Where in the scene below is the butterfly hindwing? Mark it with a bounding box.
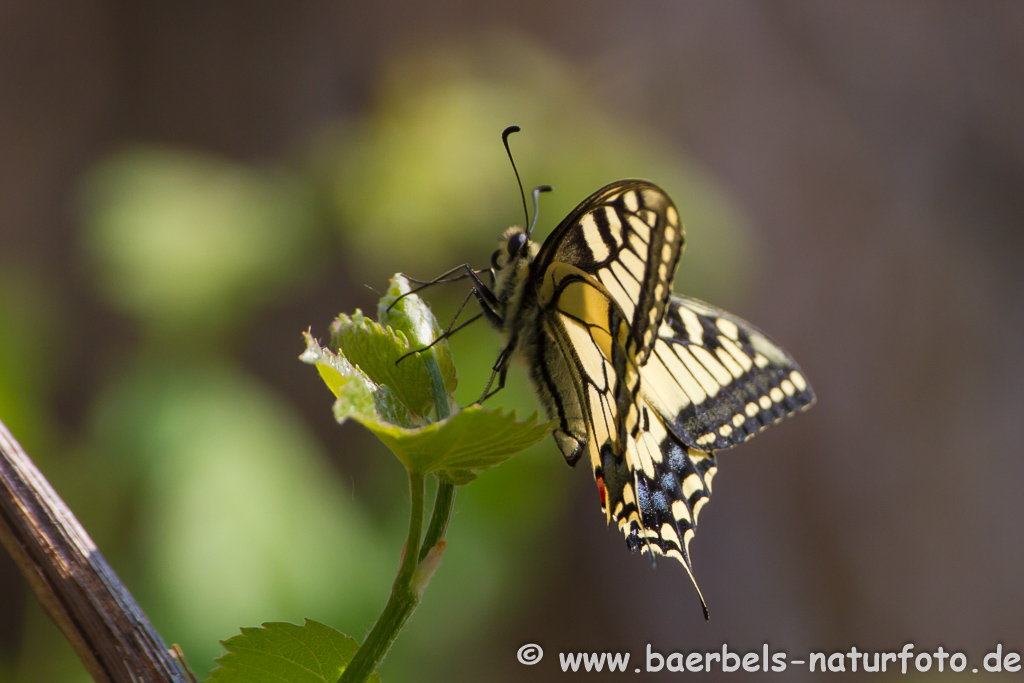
[534,275,621,469]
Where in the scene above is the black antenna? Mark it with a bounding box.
[502,126,529,227]
[528,185,553,237]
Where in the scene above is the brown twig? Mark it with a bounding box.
[0,417,192,683]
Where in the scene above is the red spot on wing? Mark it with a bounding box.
[596,475,607,510]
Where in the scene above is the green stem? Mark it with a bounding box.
[338,349,458,683]
[419,347,457,562]
[338,471,425,683]
[419,480,455,562]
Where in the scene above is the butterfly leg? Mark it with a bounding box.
[474,336,516,404]
[389,264,492,312]
[395,287,484,364]
[395,312,484,364]
[463,267,504,327]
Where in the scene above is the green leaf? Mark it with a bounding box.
[329,309,441,419]
[301,332,415,429]
[303,273,548,480]
[302,333,550,480]
[377,275,457,399]
[364,406,551,482]
[209,620,380,683]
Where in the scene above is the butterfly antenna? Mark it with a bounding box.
[528,185,553,238]
[502,126,529,227]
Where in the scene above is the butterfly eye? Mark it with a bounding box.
[490,249,503,269]
[507,232,528,258]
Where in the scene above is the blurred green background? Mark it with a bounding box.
[2,3,1024,682]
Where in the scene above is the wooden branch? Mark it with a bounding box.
[0,418,192,683]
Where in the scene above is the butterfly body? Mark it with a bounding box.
[480,180,814,616]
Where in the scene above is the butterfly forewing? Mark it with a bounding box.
[536,181,684,364]
[646,296,816,451]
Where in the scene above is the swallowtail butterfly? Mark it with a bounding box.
[449,133,814,617]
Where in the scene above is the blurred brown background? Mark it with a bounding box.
[2,2,1023,681]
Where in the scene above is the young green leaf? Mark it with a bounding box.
[364,406,551,482]
[209,620,380,683]
[303,270,551,483]
[377,274,457,398]
[303,333,549,481]
[329,310,438,420]
[300,332,414,429]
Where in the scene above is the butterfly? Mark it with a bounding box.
[450,138,815,618]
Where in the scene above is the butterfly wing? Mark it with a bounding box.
[534,180,684,364]
[617,296,815,613]
[642,296,816,451]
